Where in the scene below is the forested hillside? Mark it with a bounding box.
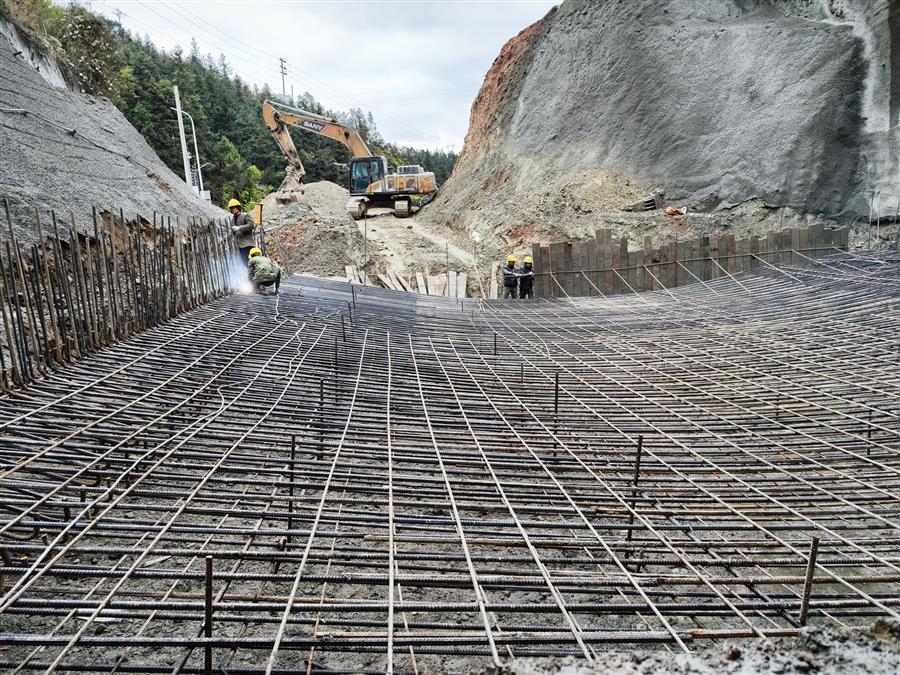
[2,0,458,207]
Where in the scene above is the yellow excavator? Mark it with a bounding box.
[262,99,437,219]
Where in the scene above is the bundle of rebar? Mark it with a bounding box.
[0,200,241,389]
[0,249,897,673]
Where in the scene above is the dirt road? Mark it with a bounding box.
[356,209,475,274]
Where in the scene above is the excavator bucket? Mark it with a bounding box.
[275,167,304,204]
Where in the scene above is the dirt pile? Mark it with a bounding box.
[423,0,896,246]
[0,17,224,243]
[487,621,900,674]
[261,181,366,277]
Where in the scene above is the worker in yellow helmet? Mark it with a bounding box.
[519,255,535,299]
[228,198,255,265]
[501,254,518,299]
[247,247,282,295]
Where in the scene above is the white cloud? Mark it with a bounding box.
[94,0,558,150]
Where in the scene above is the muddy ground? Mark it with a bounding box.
[487,621,900,674]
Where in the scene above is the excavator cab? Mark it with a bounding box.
[349,156,388,195]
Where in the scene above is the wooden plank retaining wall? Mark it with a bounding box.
[531,225,850,298]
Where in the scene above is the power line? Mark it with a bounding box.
[111,2,444,145]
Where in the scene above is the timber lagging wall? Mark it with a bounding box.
[531,225,850,298]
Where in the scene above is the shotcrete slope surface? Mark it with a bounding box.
[0,18,224,242]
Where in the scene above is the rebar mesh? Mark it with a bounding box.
[0,251,898,673]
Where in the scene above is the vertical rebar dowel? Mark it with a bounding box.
[341,314,347,342]
[5,200,42,373]
[27,246,51,369]
[83,235,101,348]
[4,242,32,382]
[33,209,61,363]
[866,409,873,456]
[0,251,22,386]
[51,211,79,359]
[493,333,497,357]
[553,371,560,453]
[288,435,296,543]
[204,555,213,675]
[799,535,820,625]
[626,435,644,542]
[351,284,357,308]
[318,378,324,461]
[91,207,108,343]
[520,362,524,387]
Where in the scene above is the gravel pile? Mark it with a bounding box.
[261,180,365,277]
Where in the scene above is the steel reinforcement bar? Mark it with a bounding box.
[0,200,242,389]
[0,250,898,673]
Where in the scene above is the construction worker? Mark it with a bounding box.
[518,255,535,299]
[228,198,255,264]
[247,248,281,294]
[502,255,518,299]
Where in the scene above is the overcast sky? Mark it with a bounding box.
[90,0,558,151]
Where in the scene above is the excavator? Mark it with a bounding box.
[262,99,437,219]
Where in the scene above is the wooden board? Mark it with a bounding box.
[838,226,850,251]
[377,273,396,290]
[416,272,427,294]
[726,235,737,275]
[708,235,720,279]
[447,270,458,298]
[798,227,809,262]
[489,261,499,299]
[457,272,467,299]
[596,228,613,296]
[549,241,565,299]
[666,241,678,289]
[676,240,687,287]
[427,275,437,296]
[562,241,575,297]
[434,273,447,297]
[393,271,414,293]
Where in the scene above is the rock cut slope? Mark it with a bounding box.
[0,16,224,242]
[425,0,896,240]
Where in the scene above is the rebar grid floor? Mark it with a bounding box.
[0,252,898,673]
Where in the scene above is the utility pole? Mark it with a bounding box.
[173,85,192,190]
[171,107,204,194]
[279,58,287,99]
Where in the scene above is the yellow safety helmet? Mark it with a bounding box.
[507,255,516,263]
[227,198,242,209]
[248,247,262,259]
[524,255,533,264]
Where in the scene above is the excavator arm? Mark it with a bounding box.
[262,100,372,185]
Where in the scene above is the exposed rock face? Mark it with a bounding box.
[426,0,897,242]
[0,17,224,244]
